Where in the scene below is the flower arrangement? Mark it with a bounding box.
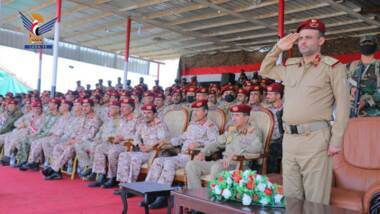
[208,170,285,207]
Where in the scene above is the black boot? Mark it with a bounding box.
[1,156,10,166]
[84,172,97,181]
[102,177,118,189]
[19,162,29,171]
[45,171,63,180]
[42,167,54,177]
[28,162,40,171]
[80,167,92,177]
[148,196,168,209]
[88,174,106,188]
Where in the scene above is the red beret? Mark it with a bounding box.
[197,87,208,94]
[230,104,251,114]
[191,100,208,109]
[49,98,61,105]
[221,85,235,94]
[250,85,263,93]
[120,90,131,97]
[82,98,94,106]
[237,88,249,96]
[109,100,120,107]
[243,80,253,87]
[209,89,217,95]
[74,98,82,104]
[24,100,32,105]
[31,101,42,108]
[7,99,18,105]
[267,83,284,93]
[186,86,197,93]
[141,104,156,113]
[120,98,135,106]
[61,100,73,106]
[297,19,325,33]
[154,93,165,99]
[143,91,155,97]
[109,91,119,97]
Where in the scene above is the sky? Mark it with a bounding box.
[0,45,179,93]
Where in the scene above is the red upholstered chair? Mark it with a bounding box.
[331,117,380,213]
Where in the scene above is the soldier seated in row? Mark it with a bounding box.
[113,104,170,194]
[42,99,84,180]
[0,99,23,154]
[185,104,263,189]
[88,98,138,188]
[144,100,219,209]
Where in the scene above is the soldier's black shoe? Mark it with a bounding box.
[88,174,105,188]
[83,172,97,181]
[148,196,168,209]
[19,162,29,171]
[1,156,10,166]
[80,167,92,177]
[28,162,40,171]
[102,177,118,189]
[42,167,54,177]
[45,171,62,180]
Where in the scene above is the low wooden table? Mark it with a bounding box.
[119,182,174,214]
[171,188,360,214]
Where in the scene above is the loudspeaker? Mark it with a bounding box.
[221,73,235,85]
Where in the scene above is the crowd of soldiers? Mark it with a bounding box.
[0,22,378,209]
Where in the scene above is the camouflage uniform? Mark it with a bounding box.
[116,118,169,183]
[0,112,32,152]
[50,114,85,172]
[73,113,102,169]
[0,110,23,135]
[92,113,138,178]
[22,112,60,164]
[349,60,380,116]
[145,119,218,185]
[3,112,44,159]
[186,122,263,189]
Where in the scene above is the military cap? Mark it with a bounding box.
[191,100,208,109]
[230,104,251,114]
[141,104,157,113]
[297,19,325,33]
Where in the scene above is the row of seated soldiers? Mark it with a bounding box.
[0,78,283,209]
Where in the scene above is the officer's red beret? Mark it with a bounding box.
[297,19,325,33]
[7,99,18,105]
[230,104,251,114]
[197,87,208,94]
[237,88,249,96]
[120,98,135,106]
[82,98,94,106]
[267,83,284,93]
[154,93,165,99]
[49,98,61,105]
[31,101,42,108]
[74,98,82,104]
[221,85,235,94]
[191,100,208,109]
[141,104,156,113]
[109,100,120,107]
[250,85,263,93]
[186,86,197,93]
[61,100,73,106]
[143,91,155,97]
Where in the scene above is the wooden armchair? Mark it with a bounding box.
[207,108,226,134]
[233,107,274,174]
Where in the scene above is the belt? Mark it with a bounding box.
[283,121,329,135]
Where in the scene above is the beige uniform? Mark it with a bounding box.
[145,119,219,185]
[259,45,350,204]
[92,114,138,178]
[186,123,263,189]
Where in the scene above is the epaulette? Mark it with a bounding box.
[285,57,301,66]
[322,56,340,68]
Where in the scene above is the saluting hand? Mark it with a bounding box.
[277,33,299,51]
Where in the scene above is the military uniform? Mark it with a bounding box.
[0,108,23,135]
[186,104,263,189]
[4,111,45,161]
[349,60,380,116]
[259,19,350,205]
[116,107,169,183]
[92,113,138,179]
[146,109,218,185]
[23,110,60,164]
[73,112,102,169]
